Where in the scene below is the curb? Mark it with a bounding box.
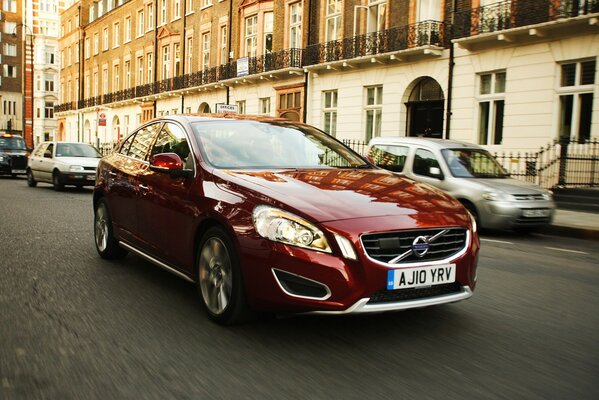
[543,225,599,242]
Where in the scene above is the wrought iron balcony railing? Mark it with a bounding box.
[453,0,599,39]
[55,102,75,113]
[304,20,445,66]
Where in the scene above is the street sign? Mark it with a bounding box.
[215,104,238,114]
[98,112,107,127]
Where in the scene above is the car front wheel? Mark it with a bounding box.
[197,226,252,325]
[27,169,37,187]
[52,171,64,191]
[94,199,127,259]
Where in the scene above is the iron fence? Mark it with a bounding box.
[98,142,117,156]
[341,138,599,189]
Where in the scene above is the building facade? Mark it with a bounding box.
[55,0,599,152]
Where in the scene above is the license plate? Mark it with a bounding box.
[11,169,26,174]
[387,264,456,290]
[86,175,95,181]
[523,209,550,218]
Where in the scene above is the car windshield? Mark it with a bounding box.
[442,148,509,178]
[56,143,102,158]
[192,120,370,169]
[0,136,26,150]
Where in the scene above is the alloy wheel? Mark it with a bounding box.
[95,204,108,252]
[198,237,233,316]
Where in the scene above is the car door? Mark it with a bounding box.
[408,147,452,193]
[29,143,48,182]
[106,123,162,245]
[136,121,197,272]
[39,143,56,182]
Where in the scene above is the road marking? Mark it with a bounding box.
[481,238,514,245]
[544,247,588,255]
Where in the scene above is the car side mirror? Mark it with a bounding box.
[149,153,192,178]
[429,166,444,180]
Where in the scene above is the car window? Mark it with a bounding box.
[44,144,54,158]
[368,144,409,173]
[125,123,161,161]
[56,143,102,158]
[413,148,441,178]
[442,148,509,178]
[151,122,193,169]
[33,144,47,157]
[0,136,25,150]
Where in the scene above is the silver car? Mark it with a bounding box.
[366,137,555,231]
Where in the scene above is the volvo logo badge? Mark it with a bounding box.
[411,236,430,258]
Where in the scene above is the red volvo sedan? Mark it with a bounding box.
[94,115,479,324]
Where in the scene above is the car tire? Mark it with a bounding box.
[94,199,127,259]
[27,169,37,187]
[197,226,253,325]
[52,171,64,191]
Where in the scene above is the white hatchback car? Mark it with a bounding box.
[27,141,102,190]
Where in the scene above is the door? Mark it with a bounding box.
[29,143,48,182]
[408,100,444,138]
[137,121,197,272]
[38,143,55,182]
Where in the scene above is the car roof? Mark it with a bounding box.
[368,136,484,150]
[148,113,305,126]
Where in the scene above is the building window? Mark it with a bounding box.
[147,3,154,30]
[113,22,120,48]
[259,97,271,115]
[186,37,193,73]
[367,0,387,33]
[325,0,342,42]
[45,78,55,92]
[202,0,212,7]
[4,21,16,34]
[364,85,383,141]
[147,53,153,83]
[94,72,99,96]
[186,0,194,13]
[160,0,167,25]
[162,45,170,79]
[103,28,109,51]
[201,32,210,69]
[558,59,595,143]
[85,75,90,97]
[125,16,132,42]
[94,32,99,54]
[478,71,505,145]
[237,100,246,114]
[44,102,54,119]
[323,90,338,136]
[289,2,302,48]
[3,0,17,13]
[137,10,145,37]
[3,65,17,78]
[277,87,303,121]
[174,43,181,76]
[137,56,144,85]
[264,12,273,54]
[68,47,72,66]
[125,60,131,89]
[113,64,120,91]
[75,45,79,64]
[4,43,17,57]
[102,67,108,95]
[174,0,181,19]
[245,15,258,57]
[220,25,228,65]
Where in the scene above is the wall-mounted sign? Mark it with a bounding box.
[215,103,239,114]
[237,57,249,77]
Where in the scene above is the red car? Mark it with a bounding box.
[94,115,479,324]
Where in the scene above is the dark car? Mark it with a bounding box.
[93,115,479,324]
[0,134,28,177]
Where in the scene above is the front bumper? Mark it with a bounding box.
[59,172,97,185]
[478,200,555,229]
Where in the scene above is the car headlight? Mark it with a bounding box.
[0,156,4,162]
[482,191,500,201]
[69,165,84,172]
[253,205,331,253]
[542,190,553,201]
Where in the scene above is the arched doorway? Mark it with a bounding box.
[198,102,211,113]
[405,77,445,138]
[57,121,65,141]
[112,115,121,142]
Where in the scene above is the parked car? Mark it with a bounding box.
[93,115,479,324]
[27,141,102,190]
[366,137,555,231]
[0,133,28,177]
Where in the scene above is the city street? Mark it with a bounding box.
[0,177,597,399]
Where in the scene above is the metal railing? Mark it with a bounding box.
[342,138,599,189]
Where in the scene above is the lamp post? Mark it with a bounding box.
[13,23,34,149]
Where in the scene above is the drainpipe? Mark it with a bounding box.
[78,5,84,142]
[153,0,158,118]
[444,0,458,139]
[226,0,233,105]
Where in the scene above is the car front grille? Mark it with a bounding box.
[367,283,463,304]
[83,166,96,171]
[9,155,27,169]
[361,228,468,264]
[513,194,545,201]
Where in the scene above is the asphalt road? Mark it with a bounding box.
[1,177,598,400]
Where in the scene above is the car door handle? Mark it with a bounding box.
[108,171,117,176]
[139,184,149,190]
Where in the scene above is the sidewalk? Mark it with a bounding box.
[546,209,599,241]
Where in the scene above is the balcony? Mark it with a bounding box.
[54,102,75,113]
[304,21,446,69]
[453,0,599,50]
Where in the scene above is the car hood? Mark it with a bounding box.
[216,168,466,223]
[474,178,547,194]
[56,157,101,167]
